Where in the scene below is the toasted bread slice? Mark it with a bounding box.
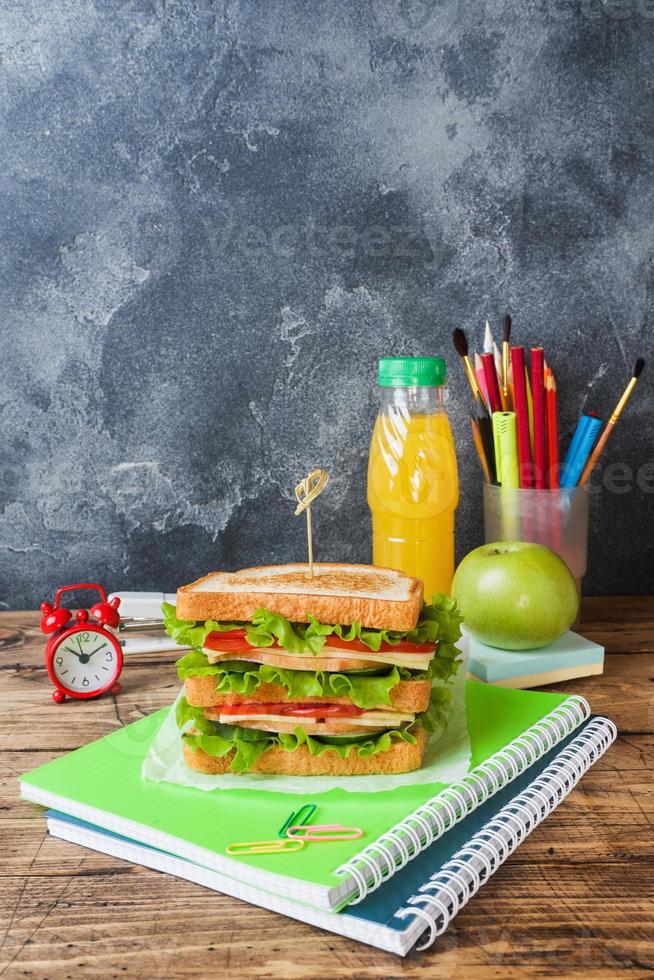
[176,563,422,631]
[182,726,427,776]
[184,674,432,713]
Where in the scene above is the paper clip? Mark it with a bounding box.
[278,802,317,838]
[286,824,364,842]
[226,838,305,855]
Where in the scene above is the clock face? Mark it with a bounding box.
[51,628,120,694]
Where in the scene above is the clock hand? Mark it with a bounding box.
[87,644,107,658]
[62,646,82,661]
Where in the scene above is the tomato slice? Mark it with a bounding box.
[205,630,251,653]
[204,629,435,656]
[217,702,364,718]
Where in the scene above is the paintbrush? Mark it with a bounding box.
[483,320,502,378]
[502,314,512,409]
[453,327,485,405]
[579,358,646,484]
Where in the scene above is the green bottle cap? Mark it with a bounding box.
[378,356,447,387]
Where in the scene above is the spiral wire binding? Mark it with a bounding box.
[394,716,617,951]
[336,695,591,903]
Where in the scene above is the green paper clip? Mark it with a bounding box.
[278,802,317,838]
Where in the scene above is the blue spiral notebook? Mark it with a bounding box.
[45,715,615,956]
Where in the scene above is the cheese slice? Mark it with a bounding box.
[207,708,416,736]
[209,709,416,727]
[203,644,433,672]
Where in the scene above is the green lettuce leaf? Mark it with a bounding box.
[417,685,451,735]
[164,593,463,680]
[176,652,405,709]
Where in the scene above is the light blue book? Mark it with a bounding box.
[467,630,604,689]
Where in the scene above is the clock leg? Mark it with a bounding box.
[109,682,122,695]
[53,689,66,704]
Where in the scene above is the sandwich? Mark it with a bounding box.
[164,563,462,776]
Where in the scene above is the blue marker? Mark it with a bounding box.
[560,414,602,487]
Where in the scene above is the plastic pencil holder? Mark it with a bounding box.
[482,484,591,595]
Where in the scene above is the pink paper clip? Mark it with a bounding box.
[286,824,364,842]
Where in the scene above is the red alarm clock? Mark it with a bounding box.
[40,583,123,704]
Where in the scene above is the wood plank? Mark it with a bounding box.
[579,596,654,654]
[581,595,654,625]
[0,862,652,978]
[534,655,654,732]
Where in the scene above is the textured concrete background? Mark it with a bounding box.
[1,0,653,608]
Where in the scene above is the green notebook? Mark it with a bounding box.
[20,683,590,910]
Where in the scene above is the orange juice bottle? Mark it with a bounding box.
[367,357,459,599]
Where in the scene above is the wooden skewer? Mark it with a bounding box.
[294,469,329,577]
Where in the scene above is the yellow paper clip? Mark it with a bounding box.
[226,838,305,855]
[286,824,364,842]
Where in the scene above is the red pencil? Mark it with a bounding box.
[511,346,533,488]
[545,369,559,488]
[530,348,547,489]
[481,352,503,414]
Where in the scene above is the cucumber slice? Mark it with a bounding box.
[312,729,391,746]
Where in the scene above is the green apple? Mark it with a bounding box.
[452,541,579,650]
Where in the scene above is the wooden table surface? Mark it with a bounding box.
[2,598,653,979]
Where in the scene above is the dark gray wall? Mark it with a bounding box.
[1,0,653,608]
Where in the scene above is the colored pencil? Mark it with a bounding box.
[545,370,559,488]
[523,365,534,453]
[474,352,488,405]
[579,358,645,484]
[479,415,497,484]
[511,346,533,488]
[484,320,503,377]
[560,414,602,487]
[501,315,512,410]
[481,352,503,414]
[453,328,496,482]
[493,341,502,381]
[470,417,491,483]
[530,347,547,489]
[483,320,494,354]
